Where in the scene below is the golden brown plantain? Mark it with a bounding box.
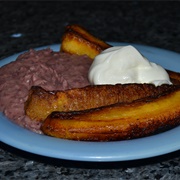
[167,70,180,85]
[60,24,111,59]
[25,84,180,122]
[41,88,180,141]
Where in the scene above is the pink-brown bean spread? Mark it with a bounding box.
[0,48,92,133]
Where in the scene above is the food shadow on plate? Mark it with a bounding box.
[1,142,179,169]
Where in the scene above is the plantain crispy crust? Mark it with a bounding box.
[60,24,111,59]
[25,84,180,122]
[41,88,180,141]
[167,70,180,85]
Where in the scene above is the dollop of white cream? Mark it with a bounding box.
[88,45,172,86]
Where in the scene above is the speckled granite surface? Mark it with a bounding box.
[0,1,180,179]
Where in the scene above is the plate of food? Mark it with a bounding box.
[0,25,180,162]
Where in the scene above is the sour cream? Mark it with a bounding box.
[88,45,172,86]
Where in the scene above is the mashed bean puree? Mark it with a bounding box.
[0,48,92,133]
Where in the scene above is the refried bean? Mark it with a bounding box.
[0,48,92,133]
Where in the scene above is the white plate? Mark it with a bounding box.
[0,42,180,162]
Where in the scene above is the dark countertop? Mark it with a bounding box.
[0,1,180,179]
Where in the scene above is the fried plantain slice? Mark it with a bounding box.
[167,70,180,85]
[41,88,180,141]
[60,24,111,59]
[25,84,180,122]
